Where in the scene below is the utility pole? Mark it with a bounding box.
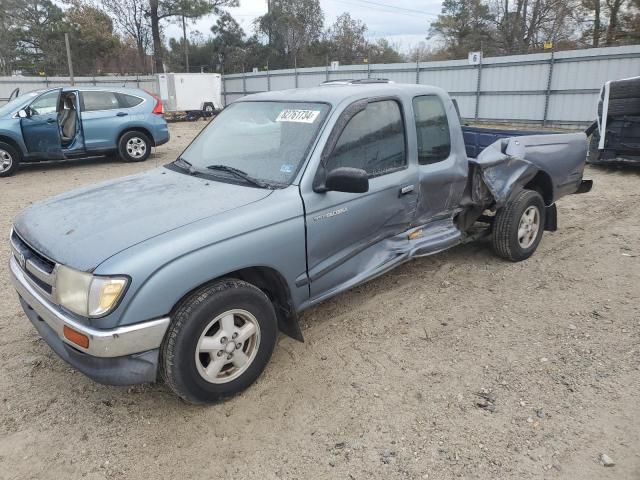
[267,0,272,46]
[65,33,74,85]
[182,15,189,72]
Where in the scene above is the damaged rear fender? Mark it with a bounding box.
[470,133,588,209]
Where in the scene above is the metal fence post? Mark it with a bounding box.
[416,60,420,84]
[242,70,247,97]
[325,55,329,82]
[543,50,556,127]
[474,60,483,121]
[222,73,227,107]
[267,67,271,91]
[294,56,298,88]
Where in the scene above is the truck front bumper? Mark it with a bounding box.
[9,257,170,385]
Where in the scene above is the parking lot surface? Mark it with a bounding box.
[0,122,638,479]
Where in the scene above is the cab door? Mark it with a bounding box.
[411,94,468,225]
[302,99,419,299]
[20,89,63,159]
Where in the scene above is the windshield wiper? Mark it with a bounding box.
[205,164,269,188]
[174,157,196,174]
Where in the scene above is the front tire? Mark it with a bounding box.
[118,131,151,162]
[0,142,20,177]
[160,279,278,404]
[492,190,546,262]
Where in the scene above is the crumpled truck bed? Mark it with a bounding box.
[468,132,589,208]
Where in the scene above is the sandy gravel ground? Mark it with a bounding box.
[0,122,638,480]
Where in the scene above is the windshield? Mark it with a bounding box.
[0,91,41,117]
[179,101,331,186]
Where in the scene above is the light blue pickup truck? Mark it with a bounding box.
[0,86,169,176]
[9,81,592,404]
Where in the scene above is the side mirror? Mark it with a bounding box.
[325,167,369,194]
[17,109,29,119]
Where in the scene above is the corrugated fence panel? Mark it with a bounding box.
[479,93,547,121]
[298,72,327,88]
[450,95,475,118]
[547,93,600,122]
[8,47,635,125]
[481,63,548,92]
[224,77,243,94]
[270,74,296,91]
[420,67,477,93]
[0,75,158,101]
[245,75,267,93]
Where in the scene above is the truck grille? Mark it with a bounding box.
[10,229,58,303]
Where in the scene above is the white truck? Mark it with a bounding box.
[157,73,223,119]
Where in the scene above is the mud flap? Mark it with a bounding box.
[276,305,304,342]
[545,204,558,232]
[575,179,593,194]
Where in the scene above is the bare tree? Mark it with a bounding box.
[147,0,238,74]
[605,0,627,44]
[100,0,152,72]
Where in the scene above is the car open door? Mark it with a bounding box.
[20,88,63,159]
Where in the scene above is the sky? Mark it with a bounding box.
[165,0,445,53]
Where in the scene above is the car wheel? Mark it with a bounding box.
[118,131,151,162]
[202,103,215,118]
[0,142,20,177]
[160,278,278,404]
[492,189,546,262]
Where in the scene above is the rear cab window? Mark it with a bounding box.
[326,99,407,178]
[413,95,451,165]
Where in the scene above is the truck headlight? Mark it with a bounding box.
[55,266,128,317]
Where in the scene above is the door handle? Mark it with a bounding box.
[116,112,128,117]
[46,118,56,124]
[400,185,415,195]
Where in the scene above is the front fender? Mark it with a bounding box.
[0,126,28,155]
[93,188,308,329]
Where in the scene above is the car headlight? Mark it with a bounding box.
[55,265,128,317]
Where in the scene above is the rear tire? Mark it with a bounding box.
[118,131,151,162]
[0,141,20,177]
[605,98,640,117]
[492,190,546,262]
[160,279,278,404]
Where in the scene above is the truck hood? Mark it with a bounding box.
[13,168,272,271]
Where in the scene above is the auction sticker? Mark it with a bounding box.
[276,109,320,124]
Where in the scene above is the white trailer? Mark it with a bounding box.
[157,73,223,117]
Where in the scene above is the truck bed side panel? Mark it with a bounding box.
[471,133,588,206]
[463,125,559,159]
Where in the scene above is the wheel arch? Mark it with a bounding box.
[171,266,304,342]
[524,170,554,206]
[117,126,156,147]
[0,134,25,159]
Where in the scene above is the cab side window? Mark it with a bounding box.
[326,100,406,178]
[413,95,451,165]
[29,90,59,116]
[81,91,120,112]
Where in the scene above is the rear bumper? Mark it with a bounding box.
[9,256,170,385]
